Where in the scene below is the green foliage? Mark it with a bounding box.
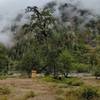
[18,51,35,76]
[0,44,9,74]
[72,63,90,73]
[67,79,83,86]
[58,49,74,74]
[42,76,83,86]
[94,66,100,78]
[80,86,99,100]
[0,4,99,78]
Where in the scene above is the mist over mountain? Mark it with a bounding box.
[0,0,100,47]
[0,0,52,47]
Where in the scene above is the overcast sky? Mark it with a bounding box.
[0,0,100,15]
[0,0,100,21]
[0,0,52,46]
[81,0,100,15]
[0,0,52,21]
[0,0,52,31]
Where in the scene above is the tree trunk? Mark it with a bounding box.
[53,65,58,79]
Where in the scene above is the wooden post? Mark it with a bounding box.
[32,70,37,78]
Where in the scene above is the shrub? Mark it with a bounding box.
[80,86,99,100]
[0,87,11,95]
[42,76,83,86]
[67,79,83,86]
[94,67,100,79]
[72,63,90,73]
[65,86,100,100]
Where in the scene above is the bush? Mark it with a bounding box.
[67,79,83,86]
[94,67,100,79]
[42,76,83,86]
[0,87,11,95]
[80,86,99,100]
[72,63,90,73]
[65,86,100,100]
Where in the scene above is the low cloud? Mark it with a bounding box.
[0,0,100,47]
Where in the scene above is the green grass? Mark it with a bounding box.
[42,76,83,86]
[66,78,83,86]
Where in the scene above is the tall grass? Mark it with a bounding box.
[0,87,11,95]
[65,86,100,100]
[42,76,83,86]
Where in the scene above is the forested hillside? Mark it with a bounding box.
[0,1,100,78]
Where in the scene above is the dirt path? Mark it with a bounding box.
[81,76,100,87]
[70,73,100,87]
[0,78,56,100]
[0,76,99,100]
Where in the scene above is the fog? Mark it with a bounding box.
[0,0,100,47]
[0,0,52,47]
